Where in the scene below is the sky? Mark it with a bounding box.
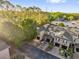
[9,0,79,13]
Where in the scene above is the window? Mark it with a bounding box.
[62,45,67,49]
[51,38,54,43]
[46,39,50,42]
[69,44,74,47]
[52,38,54,40]
[37,36,40,40]
[64,40,67,44]
[76,48,79,52]
[55,43,60,47]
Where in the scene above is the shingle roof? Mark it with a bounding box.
[42,34,53,40]
[63,31,73,41]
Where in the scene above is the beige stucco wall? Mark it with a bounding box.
[0,48,10,59]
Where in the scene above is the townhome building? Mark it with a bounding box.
[36,23,79,58]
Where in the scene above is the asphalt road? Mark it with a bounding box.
[19,43,60,59]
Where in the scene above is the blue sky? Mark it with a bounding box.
[9,0,79,13]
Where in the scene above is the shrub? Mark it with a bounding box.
[45,43,53,51]
[58,23,65,27]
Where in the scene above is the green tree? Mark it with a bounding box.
[58,23,65,27]
[0,22,25,47]
[67,48,73,56]
[48,15,55,23]
[67,16,74,21]
[21,18,37,41]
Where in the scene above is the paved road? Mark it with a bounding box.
[19,43,60,59]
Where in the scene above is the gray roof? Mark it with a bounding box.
[0,39,9,51]
[37,24,56,32]
[42,34,53,40]
[63,31,73,41]
[38,23,74,42]
[37,26,45,33]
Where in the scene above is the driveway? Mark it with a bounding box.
[48,47,65,59]
[19,43,60,59]
[73,53,79,59]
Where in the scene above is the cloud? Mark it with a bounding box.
[47,0,66,3]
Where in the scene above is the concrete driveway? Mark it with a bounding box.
[73,53,79,59]
[19,43,60,59]
[48,47,65,59]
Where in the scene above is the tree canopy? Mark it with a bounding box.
[0,1,79,47]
